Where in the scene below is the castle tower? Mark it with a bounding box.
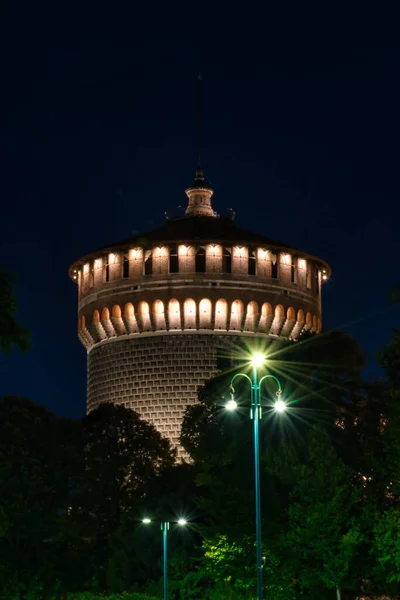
[69,167,331,456]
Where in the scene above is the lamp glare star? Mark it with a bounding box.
[251,353,265,367]
[226,399,237,411]
[274,399,287,413]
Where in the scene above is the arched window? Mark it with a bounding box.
[105,262,110,282]
[230,299,244,331]
[144,251,153,275]
[314,265,320,295]
[270,304,285,335]
[89,261,94,288]
[248,249,256,275]
[169,245,179,273]
[123,302,138,333]
[244,301,259,330]
[168,299,181,329]
[138,301,151,331]
[123,254,129,278]
[223,248,232,274]
[112,305,122,319]
[307,264,312,289]
[271,253,278,279]
[195,247,206,273]
[124,302,134,318]
[291,255,296,283]
[153,300,166,330]
[111,305,124,334]
[215,299,228,329]
[184,298,196,329]
[199,298,212,328]
[258,302,273,332]
[287,306,296,321]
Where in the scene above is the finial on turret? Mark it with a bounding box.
[194,164,205,186]
[196,73,202,170]
[184,74,217,218]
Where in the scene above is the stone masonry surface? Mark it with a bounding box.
[87,333,240,456]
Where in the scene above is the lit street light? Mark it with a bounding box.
[226,353,285,600]
[142,517,187,600]
[274,399,286,413]
[226,398,238,411]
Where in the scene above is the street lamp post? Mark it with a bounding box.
[161,521,169,600]
[142,517,187,600]
[226,352,285,600]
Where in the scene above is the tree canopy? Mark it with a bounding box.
[1,327,399,599]
[0,267,30,354]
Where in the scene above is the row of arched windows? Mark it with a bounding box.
[133,246,241,277]
[79,299,321,343]
[79,246,322,292]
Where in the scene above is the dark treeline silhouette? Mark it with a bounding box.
[0,268,399,599]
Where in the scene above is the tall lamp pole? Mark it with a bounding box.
[142,517,187,600]
[162,521,169,600]
[226,353,286,600]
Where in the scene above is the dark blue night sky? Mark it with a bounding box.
[1,4,399,418]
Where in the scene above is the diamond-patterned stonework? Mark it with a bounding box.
[87,333,239,456]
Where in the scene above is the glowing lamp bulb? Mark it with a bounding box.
[226,399,237,411]
[274,399,287,413]
[142,518,151,524]
[251,353,265,367]
[178,518,187,526]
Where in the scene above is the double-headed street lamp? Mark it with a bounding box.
[226,352,286,600]
[142,517,187,600]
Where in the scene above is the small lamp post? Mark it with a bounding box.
[226,352,286,600]
[142,517,187,600]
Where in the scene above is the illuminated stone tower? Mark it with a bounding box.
[69,166,330,455]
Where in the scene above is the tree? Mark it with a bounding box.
[0,267,30,354]
[77,403,176,591]
[363,330,400,594]
[276,426,362,600]
[180,330,366,598]
[0,396,83,598]
[0,398,180,597]
[372,506,400,585]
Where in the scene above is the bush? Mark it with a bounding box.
[66,594,160,600]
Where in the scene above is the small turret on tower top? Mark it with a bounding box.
[185,165,216,217]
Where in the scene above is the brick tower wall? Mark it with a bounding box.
[71,225,331,457]
[87,333,240,455]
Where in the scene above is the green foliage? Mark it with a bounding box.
[0,396,84,597]
[65,594,160,600]
[202,534,255,589]
[0,399,178,597]
[372,504,400,583]
[3,326,400,599]
[282,426,362,596]
[0,267,30,354]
